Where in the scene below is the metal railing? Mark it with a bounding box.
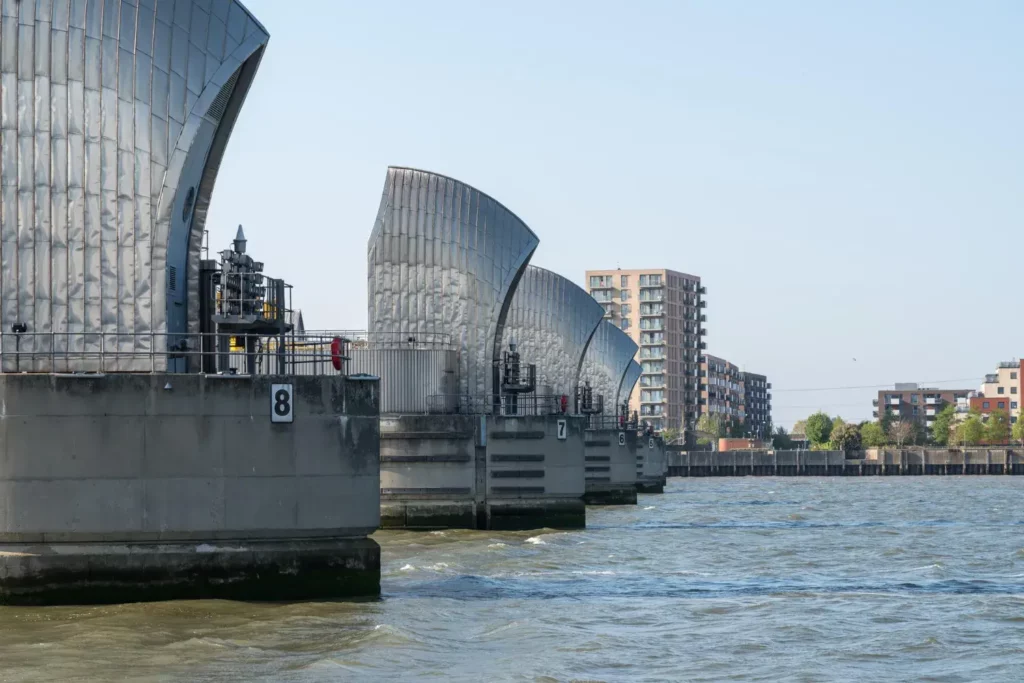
[0,331,346,376]
[305,330,454,348]
[426,393,572,416]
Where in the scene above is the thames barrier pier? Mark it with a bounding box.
[0,1,382,604]
[356,167,644,529]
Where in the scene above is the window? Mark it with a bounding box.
[1013,387,1018,395]
[620,318,630,330]
[620,289,631,301]
[999,402,1006,409]
[620,274,629,288]
[1012,372,1018,380]
[1012,402,1018,410]
[1014,417,1019,424]
[913,406,919,415]
[911,394,919,404]
[620,304,631,316]
[998,387,1005,395]
[983,401,990,409]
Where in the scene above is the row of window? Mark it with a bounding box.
[981,401,1017,410]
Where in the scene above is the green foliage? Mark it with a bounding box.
[952,411,985,446]
[879,409,895,434]
[829,421,861,451]
[772,426,795,450]
[985,410,1011,444]
[661,428,680,444]
[1014,414,1024,444]
[805,412,834,445]
[860,421,887,447]
[695,414,724,444]
[930,404,956,446]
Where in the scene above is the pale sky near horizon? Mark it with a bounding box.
[205,0,1023,428]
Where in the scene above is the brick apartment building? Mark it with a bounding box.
[586,268,706,432]
[873,383,973,431]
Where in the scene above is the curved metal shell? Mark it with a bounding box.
[0,0,269,370]
[367,167,539,398]
[501,265,604,397]
[618,360,642,411]
[580,321,639,410]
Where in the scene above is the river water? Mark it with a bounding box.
[3,477,1024,682]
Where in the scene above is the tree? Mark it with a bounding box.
[888,420,914,448]
[985,410,1011,445]
[860,421,887,447]
[1013,415,1024,445]
[952,411,984,446]
[805,412,834,446]
[830,421,861,451]
[772,426,795,450]
[879,409,895,434]
[930,404,956,446]
[661,428,681,445]
[726,419,745,438]
[695,414,724,445]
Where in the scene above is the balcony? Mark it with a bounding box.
[699,341,707,350]
[638,290,664,302]
[639,336,665,346]
[639,307,664,317]
[926,408,937,416]
[700,314,707,323]
[698,301,707,308]
[589,277,614,289]
[887,397,900,406]
[591,292,614,303]
[698,285,707,295]
[638,277,663,288]
[985,374,999,383]
[872,399,879,407]
[925,397,938,405]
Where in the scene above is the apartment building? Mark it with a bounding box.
[701,354,745,428]
[971,361,1023,422]
[873,384,973,432]
[586,268,706,432]
[742,372,772,439]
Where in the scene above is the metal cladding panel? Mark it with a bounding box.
[501,265,603,397]
[367,167,539,398]
[618,360,642,410]
[580,320,638,409]
[347,347,457,414]
[0,0,268,371]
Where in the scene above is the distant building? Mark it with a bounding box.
[873,384,973,432]
[742,372,772,440]
[701,354,744,429]
[974,361,1022,422]
[586,268,706,432]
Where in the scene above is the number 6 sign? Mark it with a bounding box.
[271,383,294,423]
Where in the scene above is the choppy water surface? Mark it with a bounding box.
[4,478,1024,682]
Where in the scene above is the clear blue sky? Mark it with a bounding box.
[206,0,1023,428]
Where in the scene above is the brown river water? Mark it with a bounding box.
[2,477,1024,682]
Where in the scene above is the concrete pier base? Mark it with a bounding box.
[583,428,638,506]
[0,538,380,606]
[380,413,587,530]
[0,373,382,604]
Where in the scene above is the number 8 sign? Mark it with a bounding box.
[271,383,294,423]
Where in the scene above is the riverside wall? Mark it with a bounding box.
[0,373,381,605]
[666,448,1024,477]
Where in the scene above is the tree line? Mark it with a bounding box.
[774,406,1024,451]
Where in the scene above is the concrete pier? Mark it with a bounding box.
[0,373,381,605]
[636,435,667,493]
[666,448,1024,477]
[583,428,638,506]
[379,413,587,530]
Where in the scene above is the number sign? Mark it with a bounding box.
[271,383,294,423]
